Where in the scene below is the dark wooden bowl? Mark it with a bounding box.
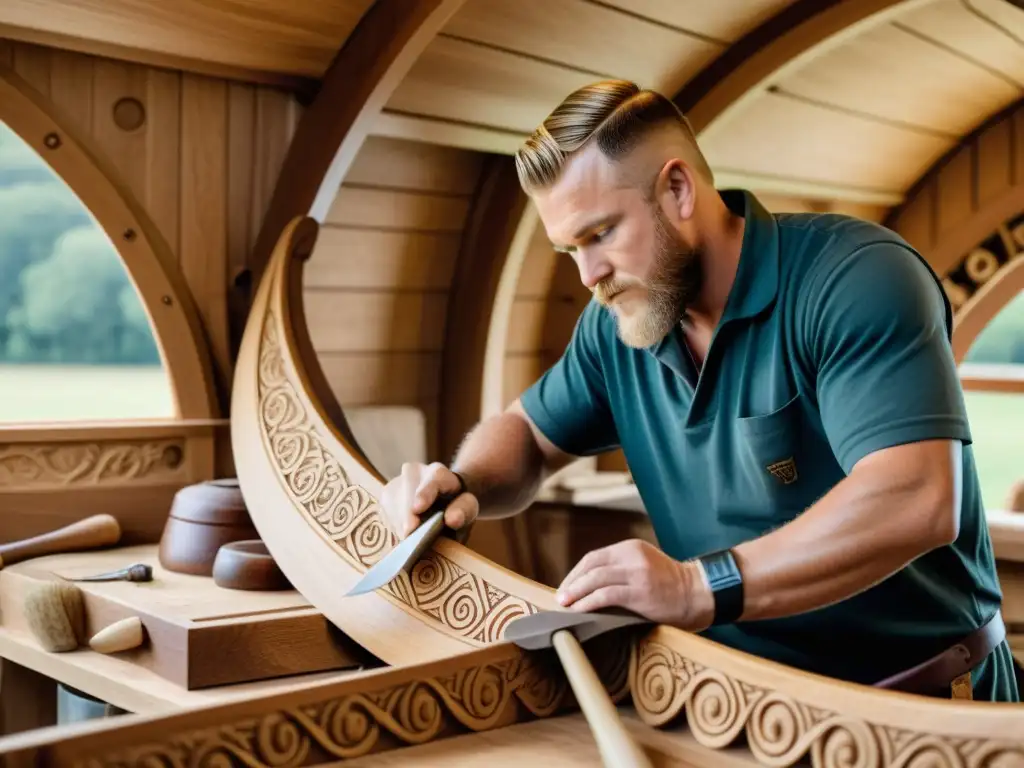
[212,540,291,591]
[158,479,259,576]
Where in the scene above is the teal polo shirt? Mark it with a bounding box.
[521,189,1018,702]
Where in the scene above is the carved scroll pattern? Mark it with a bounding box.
[0,440,184,490]
[72,654,573,768]
[631,639,1024,768]
[256,307,539,644]
[942,211,1023,314]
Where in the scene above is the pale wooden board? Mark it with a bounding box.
[775,22,1020,137]
[442,0,721,94]
[305,291,448,353]
[5,545,312,622]
[304,228,461,291]
[700,91,955,193]
[325,186,471,231]
[0,0,373,78]
[386,34,601,135]
[343,135,484,195]
[898,0,1024,88]
[592,0,795,43]
[315,351,442,405]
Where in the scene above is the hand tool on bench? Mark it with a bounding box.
[0,514,122,569]
[504,609,654,768]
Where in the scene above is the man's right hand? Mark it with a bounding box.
[379,462,480,539]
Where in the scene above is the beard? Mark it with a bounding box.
[593,209,704,348]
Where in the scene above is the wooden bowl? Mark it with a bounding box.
[158,479,259,576]
[212,540,291,591]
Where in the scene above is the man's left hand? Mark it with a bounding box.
[555,539,715,630]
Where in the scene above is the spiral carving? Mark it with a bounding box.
[72,653,557,767]
[254,305,544,647]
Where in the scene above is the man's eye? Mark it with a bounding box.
[593,227,613,242]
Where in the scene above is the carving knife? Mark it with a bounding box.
[345,496,464,597]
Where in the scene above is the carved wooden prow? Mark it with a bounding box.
[228,215,563,665]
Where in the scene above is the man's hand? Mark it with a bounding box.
[379,462,479,539]
[554,539,714,630]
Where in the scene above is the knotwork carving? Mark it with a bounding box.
[71,654,573,768]
[256,306,538,644]
[0,439,184,490]
[631,639,1024,767]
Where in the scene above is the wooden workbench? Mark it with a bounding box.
[0,545,369,735]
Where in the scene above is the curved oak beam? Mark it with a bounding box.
[0,62,218,420]
[231,216,565,667]
[952,251,1024,364]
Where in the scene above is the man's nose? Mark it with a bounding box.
[577,249,613,290]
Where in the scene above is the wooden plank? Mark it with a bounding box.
[976,116,1014,207]
[890,179,935,255]
[0,38,13,66]
[305,290,448,352]
[506,298,583,354]
[443,0,721,94]
[700,91,954,193]
[775,22,1019,137]
[91,57,149,206]
[516,228,560,298]
[386,34,601,135]
[180,73,230,394]
[226,81,256,357]
[345,135,484,195]
[145,68,182,260]
[250,87,296,247]
[593,0,793,43]
[325,185,471,231]
[898,0,1024,88]
[0,0,373,80]
[318,351,442,404]
[936,144,975,237]
[46,49,93,131]
[10,41,50,96]
[305,228,461,290]
[1015,107,1024,187]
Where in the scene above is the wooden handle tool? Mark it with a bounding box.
[0,514,122,569]
[505,609,654,768]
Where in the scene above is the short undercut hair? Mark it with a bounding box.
[514,79,714,194]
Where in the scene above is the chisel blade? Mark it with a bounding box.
[345,509,447,596]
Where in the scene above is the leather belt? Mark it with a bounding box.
[873,610,1006,698]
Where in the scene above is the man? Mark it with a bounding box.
[380,80,1019,702]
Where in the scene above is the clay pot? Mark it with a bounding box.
[158,479,259,576]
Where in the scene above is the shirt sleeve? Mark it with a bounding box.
[802,239,972,473]
[518,300,620,456]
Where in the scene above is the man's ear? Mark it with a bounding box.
[658,159,696,224]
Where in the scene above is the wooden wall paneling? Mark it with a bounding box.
[0,55,220,421]
[304,290,449,354]
[180,73,231,412]
[977,116,1014,208]
[9,41,49,96]
[935,140,975,237]
[247,0,472,302]
[46,49,93,129]
[325,185,471,231]
[594,0,794,43]
[0,38,12,66]
[1015,107,1024,189]
[343,134,483,194]
[144,68,181,260]
[227,81,257,366]
[441,0,723,95]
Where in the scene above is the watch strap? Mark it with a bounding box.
[698,548,745,626]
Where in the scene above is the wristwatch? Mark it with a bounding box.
[697,548,745,626]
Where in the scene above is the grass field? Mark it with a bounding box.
[0,365,1019,510]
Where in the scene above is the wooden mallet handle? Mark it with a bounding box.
[552,629,653,768]
[0,514,122,569]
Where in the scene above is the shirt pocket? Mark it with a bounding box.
[722,392,822,528]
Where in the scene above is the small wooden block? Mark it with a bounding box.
[0,545,370,690]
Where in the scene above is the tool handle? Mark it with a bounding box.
[552,629,653,768]
[405,509,448,564]
[0,514,122,569]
